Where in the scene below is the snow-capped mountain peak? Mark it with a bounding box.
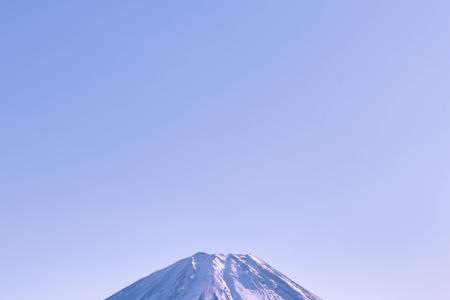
[106,252,323,300]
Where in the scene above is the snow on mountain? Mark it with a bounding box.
[106,252,323,300]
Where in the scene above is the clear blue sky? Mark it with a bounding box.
[1,1,449,300]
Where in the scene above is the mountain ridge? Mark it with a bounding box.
[106,252,323,300]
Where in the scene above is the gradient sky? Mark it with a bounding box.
[1,1,449,300]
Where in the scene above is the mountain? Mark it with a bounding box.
[106,252,323,300]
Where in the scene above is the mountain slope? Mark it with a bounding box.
[106,252,323,300]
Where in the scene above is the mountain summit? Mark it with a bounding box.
[106,252,323,300]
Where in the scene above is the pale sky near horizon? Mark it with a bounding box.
[1,1,450,300]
